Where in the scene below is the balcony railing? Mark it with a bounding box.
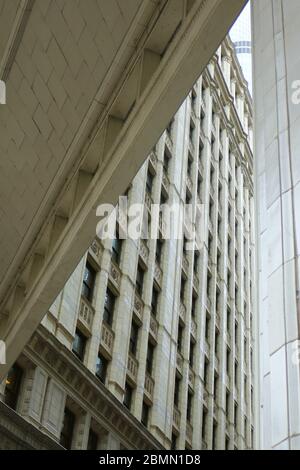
[101,321,114,357]
[186,174,193,193]
[179,301,186,322]
[176,351,183,374]
[188,367,195,389]
[154,262,162,286]
[78,296,95,332]
[133,292,143,323]
[127,353,138,383]
[191,318,197,338]
[149,313,158,341]
[89,238,102,265]
[145,191,153,212]
[182,253,189,274]
[144,373,155,402]
[173,406,181,431]
[139,239,149,266]
[109,260,121,290]
[162,170,170,194]
[149,151,157,173]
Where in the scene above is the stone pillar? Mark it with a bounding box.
[252,0,300,450]
[73,410,91,450]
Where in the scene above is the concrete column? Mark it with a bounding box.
[252,0,300,450]
[73,410,91,450]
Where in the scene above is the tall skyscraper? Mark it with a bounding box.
[230,2,252,93]
[0,36,254,451]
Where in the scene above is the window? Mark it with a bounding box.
[171,433,177,450]
[103,288,115,326]
[123,382,133,410]
[96,353,108,384]
[112,229,122,264]
[174,376,180,407]
[151,286,159,315]
[202,409,207,439]
[129,322,139,356]
[146,342,154,375]
[189,341,195,368]
[82,262,96,302]
[72,329,87,361]
[177,324,183,352]
[189,122,195,143]
[155,239,163,264]
[163,150,170,173]
[4,364,23,410]
[141,402,150,427]
[60,407,75,450]
[180,277,186,301]
[146,170,154,194]
[191,295,196,318]
[166,119,173,137]
[87,429,98,450]
[187,154,193,176]
[136,264,144,296]
[187,392,193,422]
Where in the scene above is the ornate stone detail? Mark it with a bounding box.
[182,254,189,274]
[161,170,169,193]
[149,313,158,341]
[78,296,94,332]
[179,301,186,322]
[109,261,121,290]
[191,318,197,338]
[188,367,195,389]
[139,240,149,266]
[100,322,114,357]
[176,351,183,374]
[127,353,138,383]
[144,373,154,403]
[89,238,102,264]
[154,262,162,286]
[133,292,143,322]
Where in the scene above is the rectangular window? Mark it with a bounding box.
[4,364,23,411]
[177,324,183,352]
[189,341,195,368]
[174,376,180,407]
[155,239,163,264]
[151,286,159,315]
[112,229,122,264]
[96,353,108,384]
[146,342,154,375]
[123,382,133,410]
[141,402,150,427]
[187,392,193,422]
[129,322,139,356]
[60,407,75,450]
[146,170,154,194]
[136,264,144,296]
[103,288,115,326]
[72,329,87,361]
[82,262,96,302]
[87,429,98,450]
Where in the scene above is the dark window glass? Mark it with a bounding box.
[136,265,144,296]
[129,322,139,356]
[177,324,183,352]
[123,383,133,410]
[155,239,163,264]
[87,429,98,450]
[191,296,196,318]
[187,392,193,422]
[103,288,115,326]
[180,278,186,301]
[189,341,195,368]
[146,343,154,374]
[72,329,87,361]
[82,262,96,301]
[146,171,154,194]
[141,402,149,427]
[174,376,180,407]
[112,230,122,264]
[60,408,75,450]
[96,353,108,384]
[151,287,159,315]
[171,433,177,450]
[163,151,170,173]
[4,364,23,410]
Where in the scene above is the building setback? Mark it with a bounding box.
[0,37,254,451]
